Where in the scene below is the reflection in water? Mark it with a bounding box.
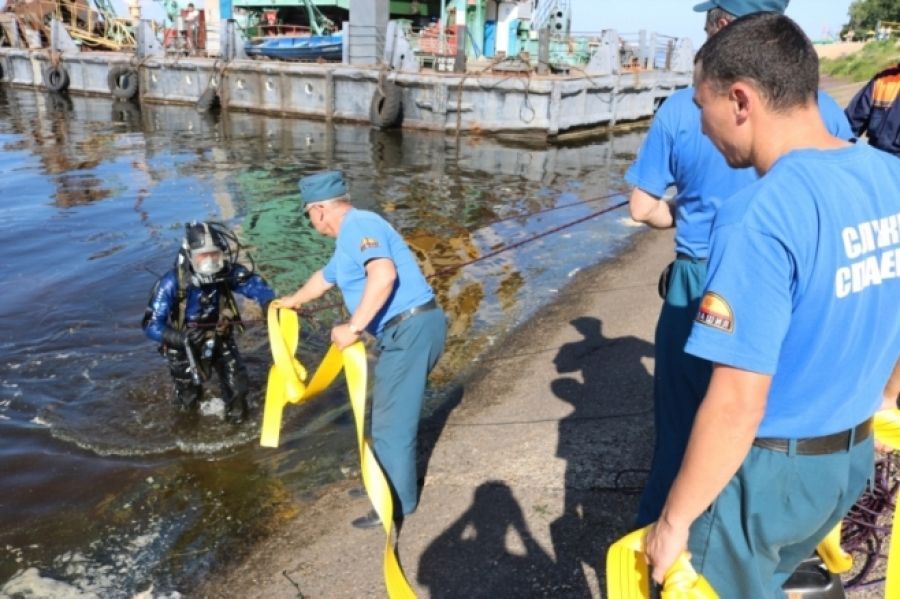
[0,85,645,595]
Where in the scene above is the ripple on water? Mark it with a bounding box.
[46,394,260,458]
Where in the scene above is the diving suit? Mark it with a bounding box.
[142,221,275,423]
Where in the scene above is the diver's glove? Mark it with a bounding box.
[162,326,205,349]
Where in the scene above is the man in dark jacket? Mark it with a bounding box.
[143,221,274,423]
[845,62,900,156]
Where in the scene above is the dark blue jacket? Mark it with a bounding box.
[143,263,275,344]
[845,64,900,156]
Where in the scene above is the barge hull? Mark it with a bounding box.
[0,50,690,139]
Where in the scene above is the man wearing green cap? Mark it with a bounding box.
[626,0,852,528]
[279,170,446,530]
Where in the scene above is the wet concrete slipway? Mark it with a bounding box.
[196,226,671,599]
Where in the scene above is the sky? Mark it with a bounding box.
[570,0,856,49]
[0,0,855,47]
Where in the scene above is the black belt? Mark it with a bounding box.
[383,299,438,330]
[675,252,708,262]
[753,418,872,456]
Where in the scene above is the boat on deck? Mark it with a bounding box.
[244,34,342,61]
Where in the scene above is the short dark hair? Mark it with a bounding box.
[705,7,735,32]
[695,12,818,111]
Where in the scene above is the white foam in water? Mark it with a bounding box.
[174,437,242,453]
[30,416,50,427]
[1,567,101,598]
[199,397,225,419]
[0,516,184,599]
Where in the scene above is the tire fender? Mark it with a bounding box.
[196,87,219,112]
[369,80,402,129]
[107,65,139,101]
[44,64,70,93]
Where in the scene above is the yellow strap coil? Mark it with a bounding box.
[261,305,417,599]
[606,526,718,598]
[815,521,853,573]
[874,408,900,597]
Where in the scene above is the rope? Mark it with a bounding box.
[184,194,631,329]
[432,197,628,278]
[260,189,627,265]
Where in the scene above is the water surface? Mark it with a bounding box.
[0,87,646,596]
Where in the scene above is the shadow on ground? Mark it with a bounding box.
[416,315,656,597]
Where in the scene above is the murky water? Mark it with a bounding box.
[0,86,646,597]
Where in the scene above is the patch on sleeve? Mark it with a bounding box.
[359,237,380,252]
[695,292,734,333]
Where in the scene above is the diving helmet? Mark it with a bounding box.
[183,221,227,284]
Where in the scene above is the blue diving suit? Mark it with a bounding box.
[143,261,275,422]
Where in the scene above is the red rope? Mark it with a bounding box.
[194,195,630,327]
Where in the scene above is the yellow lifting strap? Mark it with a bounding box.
[608,409,900,596]
[815,522,853,574]
[606,526,718,598]
[260,305,417,599]
[874,408,900,598]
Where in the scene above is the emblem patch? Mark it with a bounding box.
[359,237,380,251]
[695,292,734,333]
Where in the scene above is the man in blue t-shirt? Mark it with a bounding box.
[626,0,852,527]
[279,170,447,530]
[643,14,900,596]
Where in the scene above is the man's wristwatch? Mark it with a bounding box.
[347,322,363,336]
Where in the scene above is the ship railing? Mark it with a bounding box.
[571,30,684,72]
[403,21,458,71]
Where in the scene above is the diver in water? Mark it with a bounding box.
[142,221,275,423]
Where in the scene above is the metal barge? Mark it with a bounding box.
[0,0,694,140]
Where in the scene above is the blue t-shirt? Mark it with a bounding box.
[685,144,900,438]
[323,208,434,335]
[625,89,853,259]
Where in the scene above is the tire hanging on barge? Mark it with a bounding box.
[196,87,219,113]
[369,80,402,129]
[107,65,139,101]
[43,64,70,93]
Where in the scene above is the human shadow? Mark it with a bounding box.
[418,480,557,598]
[549,316,656,594]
